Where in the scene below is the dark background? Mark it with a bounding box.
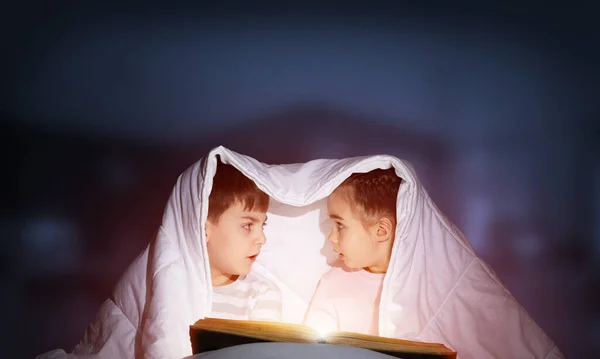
[3,2,598,358]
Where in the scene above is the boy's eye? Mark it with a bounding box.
[242,223,252,230]
[336,222,344,229]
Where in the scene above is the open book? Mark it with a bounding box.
[190,318,457,359]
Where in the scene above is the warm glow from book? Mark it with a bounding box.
[305,319,337,338]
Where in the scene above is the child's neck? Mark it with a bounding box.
[211,271,239,286]
[365,245,392,273]
[365,264,388,274]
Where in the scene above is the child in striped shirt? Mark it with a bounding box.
[204,159,282,322]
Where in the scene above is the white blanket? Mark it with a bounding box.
[39,145,563,359]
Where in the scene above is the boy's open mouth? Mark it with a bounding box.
[248,254,258,262]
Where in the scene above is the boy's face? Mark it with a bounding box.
[205,201,268,286]
[326,191,381,270]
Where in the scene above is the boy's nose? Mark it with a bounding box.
[256,231,267,245]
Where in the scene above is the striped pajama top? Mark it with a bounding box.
[208,271,282,322]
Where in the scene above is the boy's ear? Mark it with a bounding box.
[373,217,394,243]
[204,220,212,243]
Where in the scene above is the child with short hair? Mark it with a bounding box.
[205,160,282,321]
[304,168,401,335]
[36,157,282,359]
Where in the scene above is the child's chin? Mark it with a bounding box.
[342,260,361,269]
[237,266,252,275]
